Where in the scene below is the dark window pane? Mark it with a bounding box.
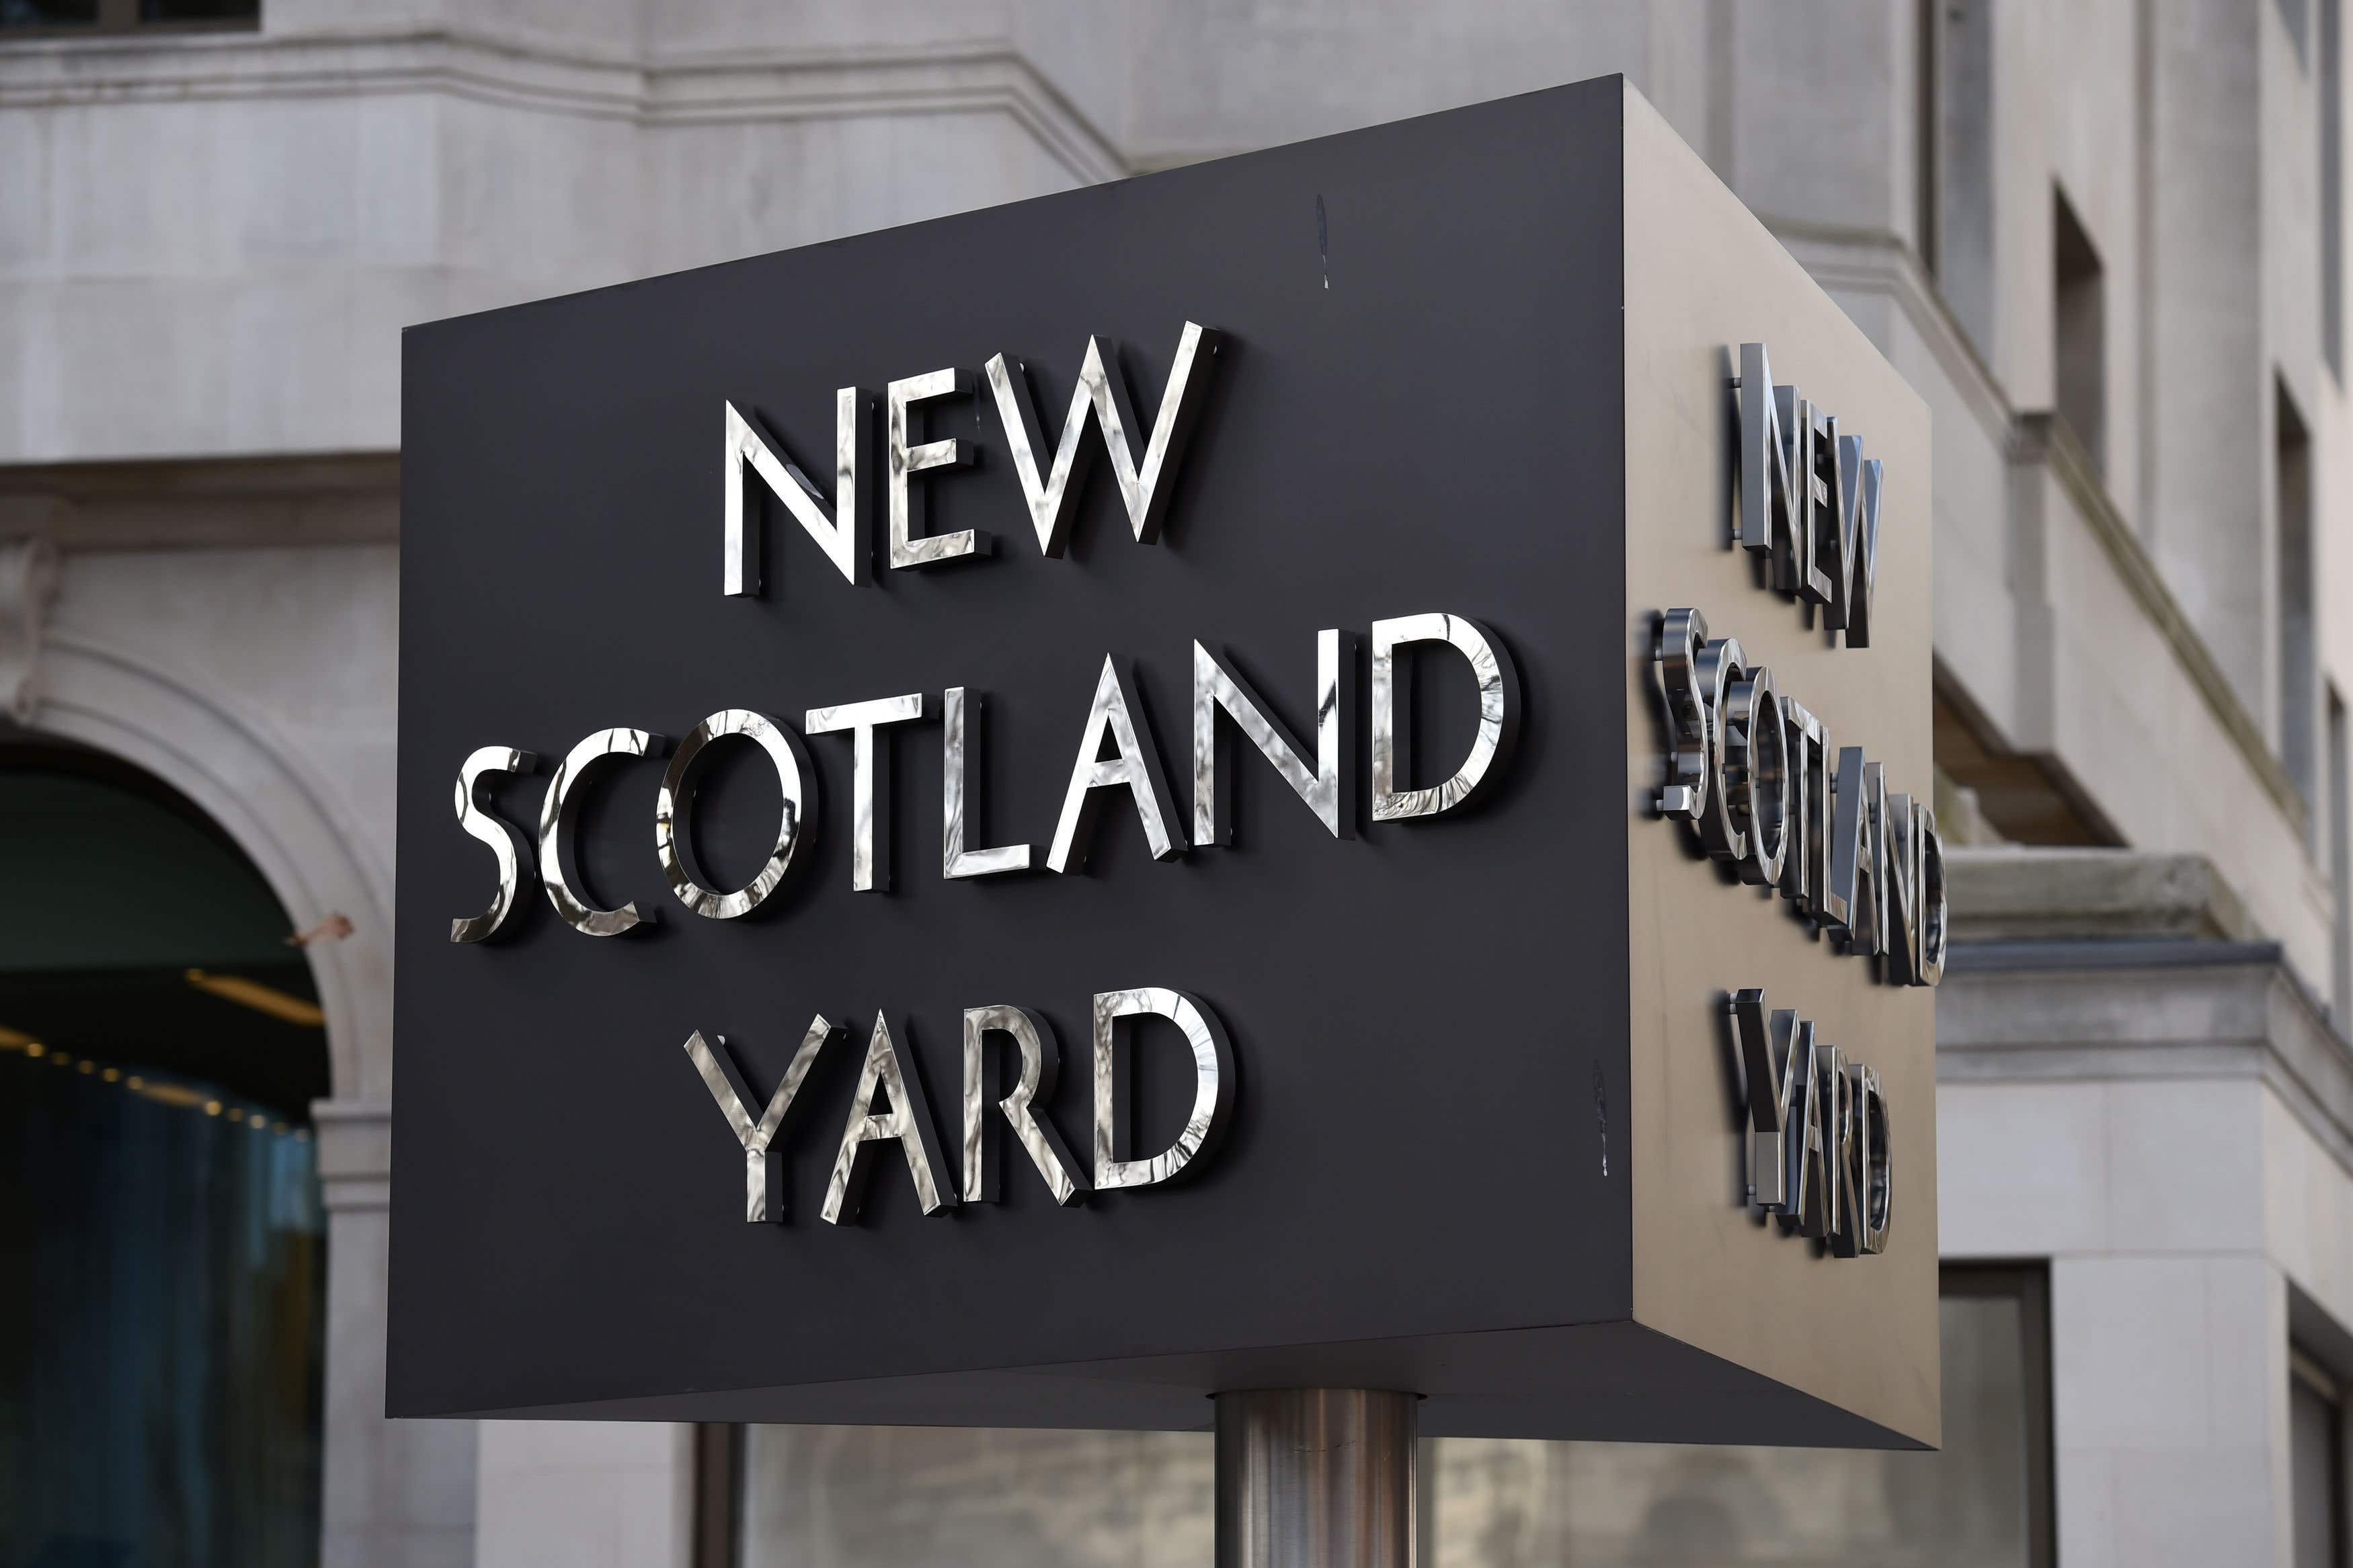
[141,0,258,17]
[2290,1370,2342,1568]
[737,1276,2051,1567]
[0,0,99,26]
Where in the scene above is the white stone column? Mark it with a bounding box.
[315,1099,481,1568]
[2050,1252,2289,1568]
[475,1422,696,1568]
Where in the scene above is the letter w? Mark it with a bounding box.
[983,321,1221,558]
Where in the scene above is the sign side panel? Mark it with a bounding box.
[1622,81,1940,1446]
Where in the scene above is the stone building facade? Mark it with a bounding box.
[3,3,2351,1565]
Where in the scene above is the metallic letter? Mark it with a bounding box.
[887,370,982,568]
[1800,710,1847,926]
[655,710,815,919]
[1654,608,1713,822]
[983,321,1222,557]
[1856,1067,1892,1252]
[1829,435,1883,647]
[1739,342,1831,609]
[1693,637,1750,865]
[1725,665,1788,888]
[961,1005,1086,1206]
[540,727,669,936]
[1047,657,1185,872]
[1883,792,1926,983]
[1917,807,1948,986]
[1092,987,1234,1191]
[682,1020,838,1223]
[723,391,870,596]
[450,745,537,943]
[1369,613,1519,821]
[1827,748,1886,955]
[1826,1048,1862,1255]
[1730,991,1809,1212]
[1191,632,1355,845]
[1782,1021,1829,1238]
[943,687,1032,878]
[822,1014,955,1224]
[805,694,924,892]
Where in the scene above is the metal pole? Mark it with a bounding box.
[1213,1389,1419,1568]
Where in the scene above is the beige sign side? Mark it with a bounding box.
[1620,80,1941,1448]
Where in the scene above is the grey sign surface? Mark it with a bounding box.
[390,75,1937,1447]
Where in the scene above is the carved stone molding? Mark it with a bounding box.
[0,536,59,723]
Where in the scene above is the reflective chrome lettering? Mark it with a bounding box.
[887,369,982,569]
[1830,434,1884,647]
[541,727,669,937]
[723,391,869,596]
[1369,613,1519,821]
[1917,808,1948,987]
[1784,1020,1829,1239]
[1693,636,1750,864]
[1092,987,1234,1191]
[1191,631,1353,845]
[942,687,1033,879]
[1654,608,1714,822]
[682,1020,839,1223]
[822,1014,955,1224]
[1730,991,1806,1212]
[1736,343,1884,647]
[656,709,815,919]
[1726,665,1787,887]
[1882,792,1925,983]
[961,1005,1086,1206]
[1827,747,1887,956]
[1856,1067,1892,1253]
[1776,702,1820,913]
[1047,656,1185,872]
[984,321,1221,558]
[450,745,538,943]
[805,694,924,892]
[1825,1045,1861,1256]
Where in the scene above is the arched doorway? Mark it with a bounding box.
[0,733,327,1567]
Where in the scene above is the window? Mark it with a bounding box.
[1919,0,1997,358]
[725,1266,2055,1567]
[2292,1350,2346,1568]
[2331,687,2351,1027]
[2326,0,2344,378]
[2282,379,2318,824]
[2288,0,2316,71]
[0,0,255,34]
[2053,188,2108,479]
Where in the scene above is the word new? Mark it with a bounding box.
[723,321,1220,597]
[1734,341,1884,647]
[682,989,1232,1225]
[1728,989,1891,1255]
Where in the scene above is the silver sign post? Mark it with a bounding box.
[1213,1389,1418,1568]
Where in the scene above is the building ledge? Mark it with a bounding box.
[1945,845,2259,944]
[1940,934,2353,1183]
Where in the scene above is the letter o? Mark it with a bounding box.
[1726,667,1788,888]
[655,709,817,919]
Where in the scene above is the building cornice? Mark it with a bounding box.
[0,28,1128,188]
[1941,939,2353,1182]
[0,452,397,550]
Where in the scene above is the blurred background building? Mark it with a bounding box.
[0,1,2348,1565]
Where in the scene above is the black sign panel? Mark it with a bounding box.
[391,75,1936,1446]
